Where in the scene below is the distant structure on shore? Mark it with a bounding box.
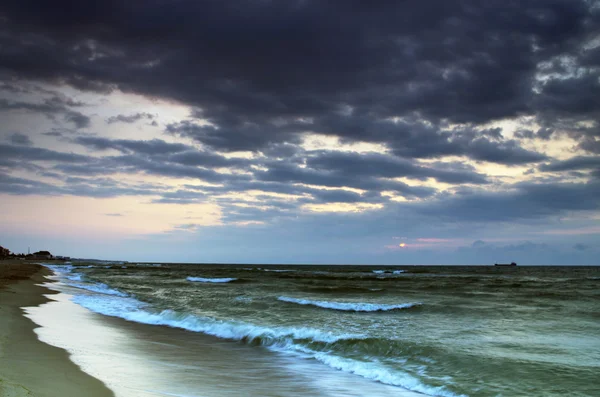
[494,262,517,267]
[0,245,66,260]
[31,250,53,260]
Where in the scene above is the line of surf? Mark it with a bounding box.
[186,277,237,283]
[278,296,421,312]
[43,264,128,297]
[42,263,459,397]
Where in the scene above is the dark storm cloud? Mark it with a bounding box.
[74,136,191,155]
[312,116,548,164]
[106,112,155,124]
[254,160,436,199]
[1,0,598,154]
[70,137,439,198]
[2,0,600,248]
[164,120,303,153]
[514,127,555,141]
[4,135,596,225]
[539,156,600,172]
[305,150,489,184]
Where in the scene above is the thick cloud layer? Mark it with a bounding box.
[1,0,598,153]
[1,1,599,263]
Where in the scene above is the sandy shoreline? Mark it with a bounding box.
[0,260,114,397]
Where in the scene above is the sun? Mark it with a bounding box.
[399,243,406,248]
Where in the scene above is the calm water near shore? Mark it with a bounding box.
[31,263,600,397]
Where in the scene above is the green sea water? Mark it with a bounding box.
[51,264,600,397]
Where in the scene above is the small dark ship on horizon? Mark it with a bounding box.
[494,262,517,267]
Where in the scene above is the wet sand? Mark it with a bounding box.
[0,260,114,397]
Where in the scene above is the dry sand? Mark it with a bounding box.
[0,260,114,397]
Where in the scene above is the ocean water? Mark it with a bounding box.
[39,263,600,396]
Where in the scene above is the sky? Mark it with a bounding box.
[0,1,599,265]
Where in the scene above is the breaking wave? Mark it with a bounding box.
[71,294,457,396]
[43,263,128,296]
[278,296,421,312]
[69,282,129,297]
[373,270,405,274]
[186,277,237,283]
[72,294,360,345]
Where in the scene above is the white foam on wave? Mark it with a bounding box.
[278,296,420,312]
[72,294,360,345]
[70,282,129,297]
[49,263,455,397]
[372,270,405,274]
[186,277,237,283]
[43,263,128,297]
[44,264,75,274]
[68,289,455,397]
[312,353,465,397]
[66,273,84,282]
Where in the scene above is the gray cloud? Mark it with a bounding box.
[106,112,155,124]
[0,143,89,163]
[0,1,599,264]
[539,156,600,172]
[8,132,32,146]
[305,150,489,184]
[0,96,90,129]
[0,0,597,156]
[74,136,191,155]
[416,181,600,222]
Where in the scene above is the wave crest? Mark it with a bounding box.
[186,277,237,283]
[72,294,361,345]
[278,296,421,312]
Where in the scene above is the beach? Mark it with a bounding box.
[0,260,114,397]
[1,261,598,397]
[1,262,422,397]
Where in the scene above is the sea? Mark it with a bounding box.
[26,263,600,397]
